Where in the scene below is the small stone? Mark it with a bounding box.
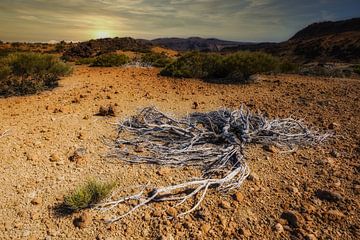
[281,210,304,228]
[220,200,231,209]
[49,154,60,162]
[31,197,42,205]
[201,223,211,234]
[73,212,92,228]
[143,212,151,221]
[166,207,177,217]
[273,223,284,233]
[315,189,342,202]
[326,210,345,221]
[233,192,244,202]
[263,145,278,153]
[305,233,317,240]
[328,122,340,130]
[247,172,259,182]
[238,227,251,237]
[330,150,340,158]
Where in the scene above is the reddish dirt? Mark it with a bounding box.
[0,66,359,239]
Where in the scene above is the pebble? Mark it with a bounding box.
[73,212,92,228]
[281,210,304,228]
[315,189,342,202]
[238,227,251,237]
[31,197,42,205]
[220,200,231,209]
[326,209,345,221]
[305,233,317,240]
[233,192,244,202]
[166,207,177,217]
[274,223,284,233]
[263,145,278,153]
[49,154,60,162]
[247,172,259,182]
[201,223,211,234]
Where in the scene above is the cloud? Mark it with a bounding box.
[0,0,359,42]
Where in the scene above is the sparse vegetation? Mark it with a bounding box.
[140,52,172,67]
[91,53,130,67]
[160,51,285,83]
[75,57,96,65]
[354,65,360,75]
[64,180,115,211]
[0,52,72,96]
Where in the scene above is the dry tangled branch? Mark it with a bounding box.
[0,129,10,139]
[97,107,329,223]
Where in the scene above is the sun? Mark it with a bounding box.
[93,30,113,39]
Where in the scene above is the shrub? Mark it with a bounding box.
[140,52,172,67]
[160,51,282,83]
[64,180,116,211]
[91,53,129,67]
[222,52,280,82]
[0,53,72,96]
[160,52,225,78]
[75,57,96,65]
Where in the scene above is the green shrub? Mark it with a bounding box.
[223,52,280,81]
[64,180,116,211]
[91,53,130,67]
[75,57,96,65]
[0,52,72,96]
[160,51,282,83]
[354,65,360,75]
[160,52,225,78]
[141,52,172,67]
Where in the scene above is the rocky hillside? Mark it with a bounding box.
[151,37,249,51]
[223,18,360,63]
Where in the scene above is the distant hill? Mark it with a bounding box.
[223,18,360,63]
[151,37,250,51]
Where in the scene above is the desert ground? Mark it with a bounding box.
[0,66,359,239]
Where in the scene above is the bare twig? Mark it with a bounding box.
[97,106,329,222]
[0,129,10,139]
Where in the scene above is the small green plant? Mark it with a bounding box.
[91,53,130,67]
[64,180,116,211]
[141,52,172,67]
[354,65,360,75]
[0,52,72,96]
[75,57,96,65]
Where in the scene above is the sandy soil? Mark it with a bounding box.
[0,66,359,239]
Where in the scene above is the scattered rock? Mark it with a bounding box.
[326,209,345,221]
[305,234,317,240]
[166,207,177,217]
[192,101,198,109]
[328,122,340,130]
[247,172,259,182]
[238,227,251,237]
[143,212,151,221]
[69,148,86,164]
[315,189,342,202]
[31,197,42,205]
[273,223,284,233]
[73,212,92,228]
[263,145,278,153]
[233,192,244,202]
[201,223,211,234]
[281,210,304,228]
[220,200,231,209]
[96,105,116,116]
[49,154,61,162]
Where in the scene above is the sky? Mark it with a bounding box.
[0,0,359,43]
